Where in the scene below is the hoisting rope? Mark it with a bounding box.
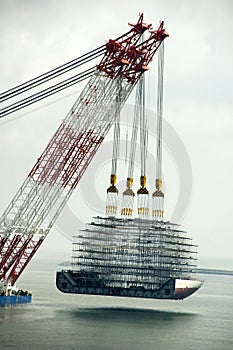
[137,71,149,217]
[156,41,164,181]
[152,40,165,220]
[106,77,122,216]
[139,73,147,179]
[121,75,141,216]
[128,77,141,179]
[111,78,122,177]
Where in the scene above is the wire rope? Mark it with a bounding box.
[111,77,122,175]
[0,67,96,118]
[0,45,105,102]
[156,41,164,180]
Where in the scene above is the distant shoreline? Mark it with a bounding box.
[58,262,233,277]
[195,268,233,276]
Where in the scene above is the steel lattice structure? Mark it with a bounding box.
[71,217,198,290]
[0,14,168,285]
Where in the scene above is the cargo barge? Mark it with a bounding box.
[56,216,203,300]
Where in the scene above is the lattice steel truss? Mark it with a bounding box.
[72,217,198,290]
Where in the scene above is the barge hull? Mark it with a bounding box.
[56,270,202,300]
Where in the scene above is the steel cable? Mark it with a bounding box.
[156,41,164,180]
[0,45,105,102]
[0,67,96,118]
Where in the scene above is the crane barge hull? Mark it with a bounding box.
[0,294,32,305]
[0,283,32,305]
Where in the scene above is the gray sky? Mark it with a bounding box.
[0,0,233,269]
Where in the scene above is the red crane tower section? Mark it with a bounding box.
[0,15,168,286]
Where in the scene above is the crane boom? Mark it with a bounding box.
[0,15,168,285]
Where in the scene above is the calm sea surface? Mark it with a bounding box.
[0,261,233,350]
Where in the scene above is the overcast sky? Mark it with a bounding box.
[0,0,233,269]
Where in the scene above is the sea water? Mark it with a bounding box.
[0,261,232,350]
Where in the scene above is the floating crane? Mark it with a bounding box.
[0,14,168,294]
[56,19,203,301]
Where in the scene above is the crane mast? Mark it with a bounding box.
[0,15,168,286]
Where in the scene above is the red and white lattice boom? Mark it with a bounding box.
[0,14,168,285]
